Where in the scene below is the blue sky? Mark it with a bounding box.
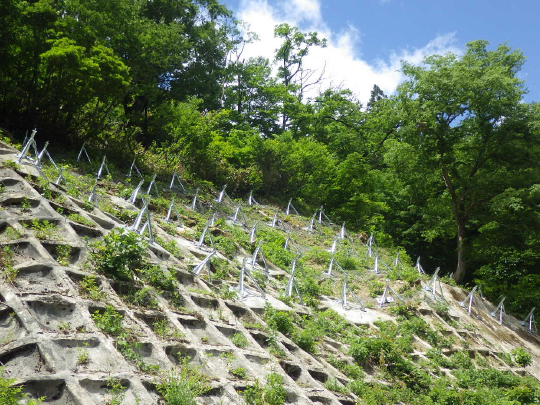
[221,0,540,104]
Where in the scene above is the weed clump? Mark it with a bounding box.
[243,372,287,405]
[90,229,146,280]
[157,358,209,405]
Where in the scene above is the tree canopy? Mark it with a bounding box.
[1,3,539,314]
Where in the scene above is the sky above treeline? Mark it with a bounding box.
[220,0,540,106]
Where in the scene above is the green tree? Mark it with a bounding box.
[273,23,326,131]
[395,40,539,283]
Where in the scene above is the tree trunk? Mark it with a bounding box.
[441,164,468,283]
[453,220,467,283]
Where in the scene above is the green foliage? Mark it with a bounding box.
[67,213,94,227]
[2,226,23,241]
[138,264,176,291]
[292,328,317,353]
[90,229,146,280]
[125,286,157,309]
[80,276,105,301]
[30,219,58,240]
[91,306,124,336]
[0,246,17,284]
[157,358,209,405]
[0,368,22,405]
[0,367,44,404]
[264,304,295,336]
[2,161,20,171]
[91,306,155,372]
[243,373,287,405]
[213,235,237,258]
[230,367,247,379]
[106,378,126,405]
[55,244,71,266]
[327,357,365,379]
[230,332,249,348]
[511,348,532,367]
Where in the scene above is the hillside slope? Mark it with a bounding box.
[1,139,540,405]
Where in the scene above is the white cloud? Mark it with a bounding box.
[235,0,461,105]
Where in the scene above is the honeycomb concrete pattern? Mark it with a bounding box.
[1,139,540,404]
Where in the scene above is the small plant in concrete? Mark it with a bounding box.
[76,343,90,365]
[153,318,183,340]
[3,160,20,171]
[219,351,235,363]
[55,244,71,266]
[67,213,94,227]
[243,373,287,405]
[0,367,44,404]
[324,378,348,395]
[125,286,158,309]
[231,332,249,348]
[139,264,176,291]
[57,322,71,334]
[0,246,17,284]
[106,378,125,405]
[230,367,247,379]
[90,228,146,281]
[92,306,155,372]
[3,226,23,241]
[21,196,31,211]
[511,348,532,367]
[80,276,105,301]
[157,358,209,405]
[30,219,58,240]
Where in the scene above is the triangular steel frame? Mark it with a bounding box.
[247,190,259,206]
[16,129,39,164]
[521,307,537,334]
[416,256,426,275]
[192,250,216,281]
[458,286,481,318]
[317,205,333,225]
[165,196,182,225]
[208,212,217,227]
[366,232,375,257]
[250,240,269,277]
[77,142,91,163]
[230,203,247,226]
[249,222,258,244]
[215,184,233,205]
[371,255,380,274]
[285,256,304,305]
[146,174,160,198]
[128,196,154,244]
[333,261,365,311]
[283,234,302,255]
[190,188,201,211]
[96,155,111,180]
[195,224,215,250]
[338,223,347,240]
[308,212,322,234]
[377,279,405,308]
[285,198,299,216]
[88,182,99,205]
[424,267,445,301]
[128,180,145,204]
[127,157,143,179]
[490,296,506,325]
[54,167,68,188]
[168,170,186,194]
[233,258,266,301]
